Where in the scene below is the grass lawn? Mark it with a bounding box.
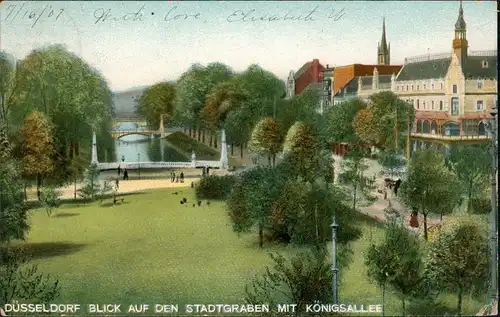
[19,187,486,315]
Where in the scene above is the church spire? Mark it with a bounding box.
[452,0,468,65]
[377,17,390,65]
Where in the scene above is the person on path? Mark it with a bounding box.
[115,178,119,190]
[394,179,402,196]
[206,167,210,176]
[123,169,129,180]
[118,165,121,176]
[180,172,184,183]
[172,172,176,183]
[176,175,179,183]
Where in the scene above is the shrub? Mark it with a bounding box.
[469,197,491,214]
[195,175,235,200]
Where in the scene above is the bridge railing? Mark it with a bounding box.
[97,160,221,170]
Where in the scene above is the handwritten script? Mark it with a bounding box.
[3,3,65,28]
[91,5,346,25]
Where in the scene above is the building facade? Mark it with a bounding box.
[286,58,325,98]
[332,19,402,105]
[394,1,497,151]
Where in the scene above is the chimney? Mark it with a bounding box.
[312,59,320,82]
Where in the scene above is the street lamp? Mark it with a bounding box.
[138,153,141,180]
[484,104,498,309]
[331,216,339,304]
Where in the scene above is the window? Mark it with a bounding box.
[431,84,434,90]
[417,85,419,90]
[440,83,443,89]
[451,97,459,115]
[397,86,399,91]
[453,85,457,94]
[412,85,414,90]
[476,100,484,111]
[439,101,443,110]
[431,101,434,110]
[477,80,483,89]
[423,100,426,109]
[423,84,426,90]
[417,99,420,109]
[406,85,409,91]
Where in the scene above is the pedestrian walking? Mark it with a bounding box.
[115,178,119,190]
[202,166,206,177]
[176,175,179,183]
[172,172,176,183]
[206,166,210,176]
[118,165,121,176]
[123,169,129,180]
[180,172,184,183]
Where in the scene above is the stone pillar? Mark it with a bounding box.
[191,150,196,168]
[160,137,165,161]
[159,115,165,137]
[91,131,98,165]
[220,129,228,169]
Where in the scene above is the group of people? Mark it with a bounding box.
[383,178,402,199]
[202,166,210,177]
[171,171,184,183]
[118,165,129,180]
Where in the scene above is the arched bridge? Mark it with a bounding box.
[111,129,164,139]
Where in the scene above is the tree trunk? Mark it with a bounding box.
[24,182,28,201]
[209,135,213,147]
[197,126,201,141]
[315,205,319,243]
[69,142,74,159]
[240,144,244,159]
[352,184,357,212]
[259,225,264,248]
[214,137,217,148]
[402,298,405,317]
[74,178,77,199]
[75,142,80,156]
[457,285,463,316]
[423,212,428,240]
[36,174,42,200]
[467,179,473,212]
[440,210,443,222]
[268,155,271,166]
[184,127,187,134]
[189,127,192,137]
[231,143,234,156]
[202,130,205,143]
[382,284,385,317]
[272,155,276,167]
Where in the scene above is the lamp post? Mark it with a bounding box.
[138,153,141,180]
[331,216,339,304]
[485,104,498,309]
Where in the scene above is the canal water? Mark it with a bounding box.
[111,122,187,163]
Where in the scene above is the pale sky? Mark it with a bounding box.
[0,0,497,92]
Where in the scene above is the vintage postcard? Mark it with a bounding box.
[0,0,498,316]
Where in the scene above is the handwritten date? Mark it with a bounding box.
[3,3,65,28]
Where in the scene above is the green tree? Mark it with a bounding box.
[365,220,424,316]
[399,149,462,240]
[339,148,370,212]
[0,246,60,307]
[0,51,20,130]
[425,215,489,316]
[136,81,176,129]
[227,165,288,248]
[283,122,319,182]
[39,187,61,218]
[10,45,114,186]
[17,111,54,200]
[174,63,233,139]
[448,144,491,211]
[77,164,101,202]
[354,106,379,145]
[245,246,352,314]
[0,126,29,243]
[325,98,367,144]
[378,148,406,179]
[249,117,282,166]
[365,91,415,151]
